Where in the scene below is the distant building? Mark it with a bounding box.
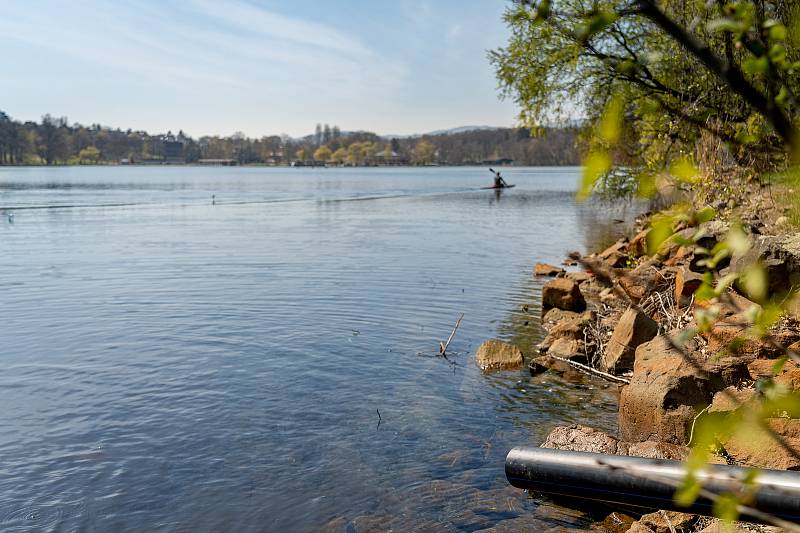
[375,151,408,166]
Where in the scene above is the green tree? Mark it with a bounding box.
[314,145,332,162]
[490,0,800,172]
[412,139,436,165]
[331,147,347,164]
[295,146,308,161]
[78,146,100,164]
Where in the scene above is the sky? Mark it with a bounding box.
[1,0,519,138]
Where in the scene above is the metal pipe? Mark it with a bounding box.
[505,447,800,523]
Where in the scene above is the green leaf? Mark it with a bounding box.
[772,356,789,375]
[599,96,624,144]
[713,493,740,523]
[646,216,674,255]
[767,22,787,41]
[696,206,716,224]
[740,263,768,303]
[671,157,700,183]
[579,150,611,200]
[743,56,770,74]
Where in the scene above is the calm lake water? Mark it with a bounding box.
[0,166,630,532]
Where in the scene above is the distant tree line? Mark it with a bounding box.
[0,113,581,166]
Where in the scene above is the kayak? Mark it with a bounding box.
[480,184,516,190]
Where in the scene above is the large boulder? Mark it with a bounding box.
[475,339,524,371]
[601,307,659,374]
[541,278,586,313]
[534,262,565,276]
[619,336,749,444]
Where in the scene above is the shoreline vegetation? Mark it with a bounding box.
[486,0,800,528]
[475,177,800,532]
[0,112,581,168]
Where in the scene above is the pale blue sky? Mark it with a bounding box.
[1,0,518,137]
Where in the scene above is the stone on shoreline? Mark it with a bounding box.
[541,308,581,330]
[541,278,586,314]
[619,336,749,444]
[534,262,565,276]
[674,267,704,307]
[540,425,689,460]
[565,271,593,284]
[601,307,659,374]
[475,339,524,371]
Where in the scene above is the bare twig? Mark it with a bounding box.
[439,313,464,356]
[542,353,631,384]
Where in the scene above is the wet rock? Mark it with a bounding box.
[475,339,524,371]
[534,262,565,276]
[637,510,697,533]
[542,278,586,313]
[601,307,659,374]
[619,336,748,444]
[627,523,655,533]
[674,267,704,307]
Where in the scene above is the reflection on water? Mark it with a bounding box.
[0,166,621,531]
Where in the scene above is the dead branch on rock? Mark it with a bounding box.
[543,353,631,384]
[439,313,464,357]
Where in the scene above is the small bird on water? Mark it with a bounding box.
[212,194,216,206]
[7,212,14,222]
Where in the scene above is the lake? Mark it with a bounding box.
[0,166,630,532]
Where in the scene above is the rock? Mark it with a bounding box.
[602,307,659,374]
[722,418,800,470]
[541,424,624,454]
[619,336,749,444]
[534,262,565,276]
[565,271,593,284]
[475,339,524,371]
[748,358,799,380]
[599,239,628,259]
[618,265,658,302]
[708,387,757,414]
[538,311,595,352]
[705,316,783,358]
[674,267,704,307]
[628,229,649,257]
[627,523,655,533]
[663,245,693,267]
[528,359,549,375]
[541,278,586,313]
[625,441,689,461]
[637,510,697,533]
[776,368,800,390]
[546,337,583,358]
[540,425,691,461]
[541,308,587,331]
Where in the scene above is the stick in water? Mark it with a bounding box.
[439,313,464,356]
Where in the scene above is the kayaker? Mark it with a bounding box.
[493,170,508,188]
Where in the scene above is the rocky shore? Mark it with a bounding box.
[476,194,800,532]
